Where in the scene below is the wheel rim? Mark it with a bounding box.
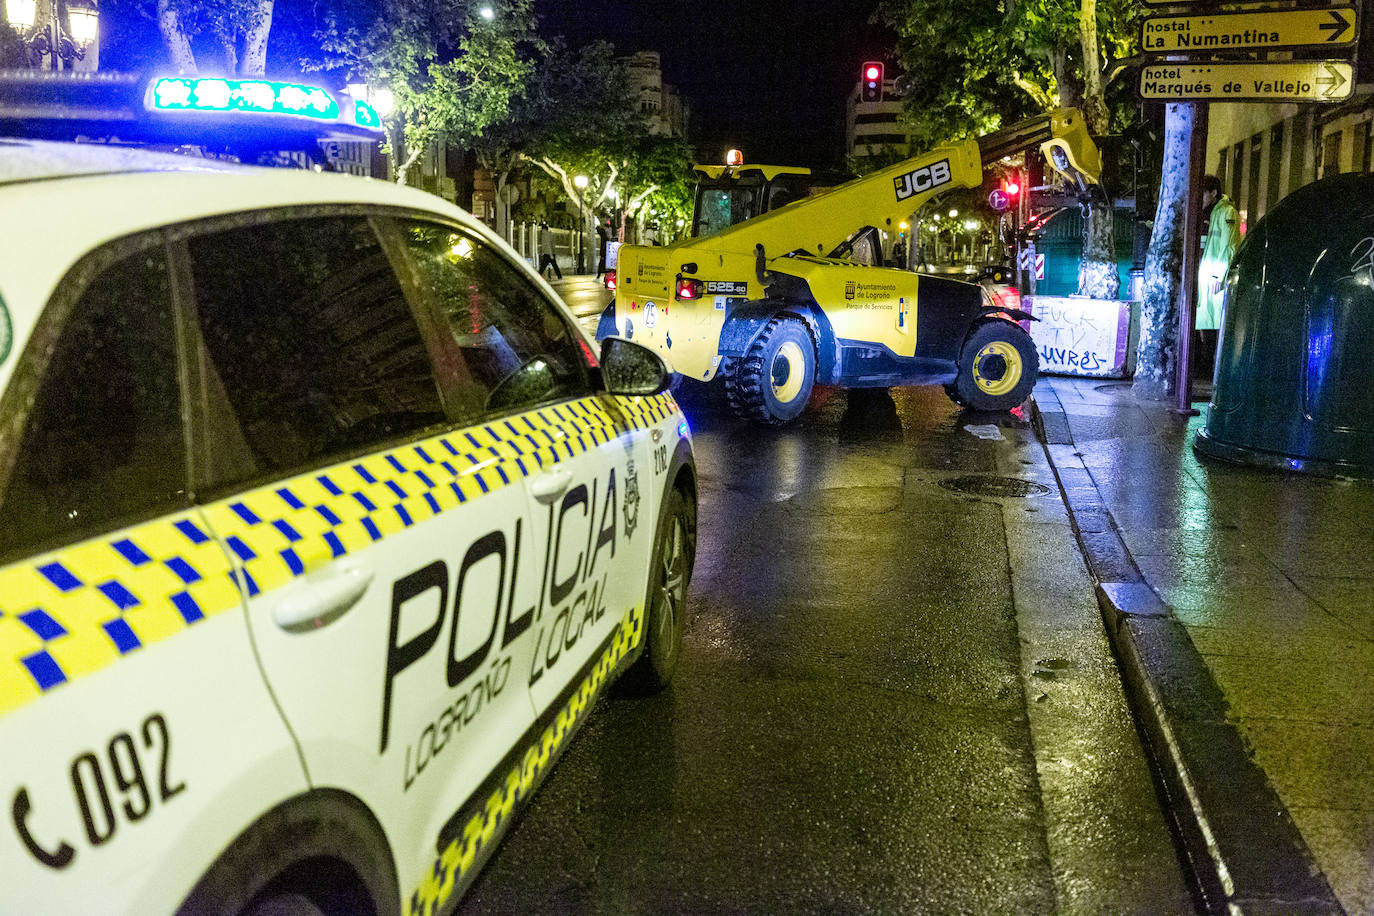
[771,341,806,403]
[972,340,1022,396]
[653,512,687,668]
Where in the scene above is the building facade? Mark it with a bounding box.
[846,77,912,159]
[624,51,688,139]
[1206,98,1371,232]
[1205,12,1374,228]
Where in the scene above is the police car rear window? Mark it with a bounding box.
[0,247,186,556]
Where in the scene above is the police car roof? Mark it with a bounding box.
[0,137,249,186]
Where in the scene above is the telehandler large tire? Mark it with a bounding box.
[952,321,1038,411]
[725,317,816,424]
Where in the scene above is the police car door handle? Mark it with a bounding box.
[270,564,375,633]
[529,469,574,504]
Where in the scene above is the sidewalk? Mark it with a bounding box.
[1033,375,1374,914]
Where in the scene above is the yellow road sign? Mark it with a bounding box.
[1138,61,1354,102]
[1141,6,1357,53]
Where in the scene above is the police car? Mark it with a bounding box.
[0,133,696,914]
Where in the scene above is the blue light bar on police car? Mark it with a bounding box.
[149,77,340,121]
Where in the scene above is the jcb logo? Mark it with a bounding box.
[894,159,952,201]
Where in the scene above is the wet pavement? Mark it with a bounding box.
[459,381,1188,913]
[1036,375,1374,914]
[549,275,613,335]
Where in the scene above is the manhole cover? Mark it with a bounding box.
[1094,382,1133,392]
[938,475,1050,498]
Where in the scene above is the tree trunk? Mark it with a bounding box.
[240,0,273,76]
[1074,0,1117,299]
[1136,103,1197,399]
[395,146,422,186]
[493,169,514,238]
[1049,44,1078,110]
[1077,0,1110,134]
[220,40,237,76]
[392,123,421,186]
[156,0,196,74]
[1078,194,1120,298]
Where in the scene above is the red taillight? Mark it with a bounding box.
[676,277,703,300]
[577,336,598,368]
[604,269,617,290]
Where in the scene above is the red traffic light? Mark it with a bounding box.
[1005,179,1021,196]
[861,61,884,102]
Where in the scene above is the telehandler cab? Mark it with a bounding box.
[596,109,1101,424]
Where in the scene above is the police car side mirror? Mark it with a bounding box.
[599,337,672,396]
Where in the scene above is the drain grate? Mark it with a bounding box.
[938,475,1050,498]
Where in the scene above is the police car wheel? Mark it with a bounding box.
[178,791,397,916]
[725,317,816,424]
[246,893,327,916]
[620,486,695,693]
[953,321,1038,411]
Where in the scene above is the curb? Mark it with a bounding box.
[1029,385,1343,916]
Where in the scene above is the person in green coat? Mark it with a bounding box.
[1196,174,1241,378]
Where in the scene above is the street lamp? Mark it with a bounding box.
[573,174,588,274]
[348,81,394,118]
[5,0,99,70]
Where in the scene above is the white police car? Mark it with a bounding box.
[0,139,696,915]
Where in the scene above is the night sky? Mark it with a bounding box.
[536,0,895,170]
[99,0,896,171]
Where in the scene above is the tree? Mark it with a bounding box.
[474,38,676,254]
[315,0,537,186]
[145,0,275,75]
[1135,103,1198,399]
[617,134,694,242]
[471,39,636,234]
[469,38,689,250]
[880,0,1034,147]
[881,0,1139,297]
[0,22,27,68]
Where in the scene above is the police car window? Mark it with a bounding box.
[0,247,185,557]
[396,222,592,415]
[187,216,445,483]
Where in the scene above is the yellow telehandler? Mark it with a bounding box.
[596,109,1101,423]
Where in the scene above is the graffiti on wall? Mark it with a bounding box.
[1025,296,1132,378]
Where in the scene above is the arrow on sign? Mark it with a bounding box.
[1318,64,1348,97]
[1320,8,1353,41]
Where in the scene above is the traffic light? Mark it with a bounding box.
[861,61,883,102]
[1003,172,1022,202]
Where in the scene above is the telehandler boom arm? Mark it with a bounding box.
[691,108,1100,262]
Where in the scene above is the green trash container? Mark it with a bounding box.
[1195,174,1374,476]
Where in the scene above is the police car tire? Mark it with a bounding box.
[953,320,1038,412]
[620,486,695,694]
[246,893,327,916]
[724,317,816,424]
[178,790,398,916]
